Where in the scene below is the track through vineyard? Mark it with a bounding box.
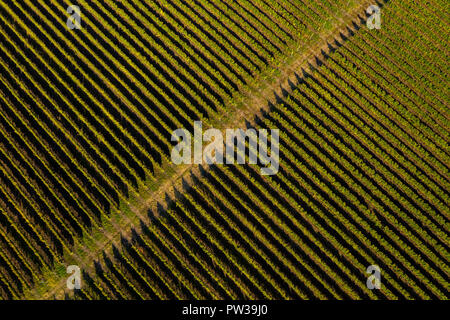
[17,0,375,300]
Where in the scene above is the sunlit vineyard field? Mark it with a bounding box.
[0,0,448,300]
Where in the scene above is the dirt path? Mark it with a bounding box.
[27,1,374,300]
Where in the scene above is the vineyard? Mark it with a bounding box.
[0,0,448,300]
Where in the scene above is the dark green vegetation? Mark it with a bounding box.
[0,0,448,299]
